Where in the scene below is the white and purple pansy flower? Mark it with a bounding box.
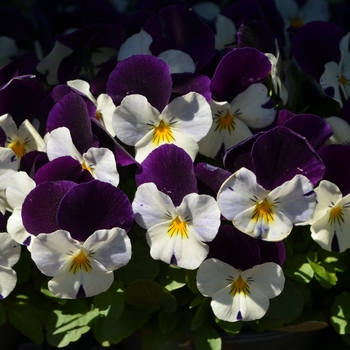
[132,144,221,269]
[21,180,133,298]
[196,259,285,322]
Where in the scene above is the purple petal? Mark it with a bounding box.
[291,21,343,80]
[20,151,49,179]
[171,73,211,102]
[34,156,94,185]
[194,162,231,197]
[207,225,261,270]
[252,126,326,189]
[284,114,333,150]
[210,47,271,102]
[257,240,286,266]
[276,109,295,126]
[223,133,263,174]
[106,54,172,112]
[135,144,197,207]
[46,93,98,154]
[76,284,86,299]
[57,180,134,241]
[22,181,77,235]
[318,144,350,196]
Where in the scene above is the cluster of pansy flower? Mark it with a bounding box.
[1,0,350,348]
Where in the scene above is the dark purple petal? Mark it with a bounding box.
[210,47,271,102]
[22,181,77,235]
[171,73,211,102]
[106,54,172,112]
[207,225,261,270]
[135,144,197,207]
[252,126,326,189]
[284,114,333,150]
[257,240,286,266]
[318,144,350,196]
[76,284,86,298]
[34,156,94,185]
[20,151,49,179]
[223,133,263,174]
[46,93,98,154]
[276,109,295,126]
[57,180,134,241]
[194,162,231,197]
[144,5,215,71]
[291,21,343,80]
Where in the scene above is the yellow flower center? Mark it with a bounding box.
[252,198,274,223]
[96,110,102,121]
[152,120,175,146]
[81,161,92,173]
[168,216,188,239]
[7,139,27,159]
[69,249,92,274]
[339,75,350,86]
[289,17,303,28]
[215,111,235,133]
[329,205,344,225]
[230,275,250,296]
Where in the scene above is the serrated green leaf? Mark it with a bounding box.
[46,302,99,348]
[216,319,242,336]
[331,293,350,335]
[126,279,177,313]
[284,254,314,283]
[307,258,338,288]
[9,308,44,344]
[93,280,125,318]
[191,299,210,331]
[158,309,178,335]
[93,309,148,345]
[156,263,187,291]
[114,240,160,285]
[194,322,222,350]
[265,280,304,320]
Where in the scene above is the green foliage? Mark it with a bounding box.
[216,319,242,336]
[307,252,338,288]
[331,293,350,335]
[194,322,222,350]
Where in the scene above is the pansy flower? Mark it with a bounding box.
[0,232,21,299]
[132,144,220,269]
[217,167,316,241]
[196,259,285,322]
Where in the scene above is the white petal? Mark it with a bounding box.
[0,148,19,191]
[325,116,350,145]
[0,232,21,267]
[67,79,97,104]
[176,193,221,242]
[132,182,176,230]
[30,230,81,276]
[217,167,266,221]
[6,171,36,209]
[117,29,152,61]
[161,92,212,142]
[96,93,117,136]
[46,126,82,161]
[17,119,46,153]
[193,2,221,21]
[215,14,237,50]
[83,228,131,271]
[113,94,160,145]
[83,147,119,186]
[7,207,32,246]
[320,61,343,107]
[0,113,18,136]
[270,175,316,224]
[0,265,17,298]
[157,50,195,74]
[196,258,239,297]
[244,262,285,298]
[231,84,275,129]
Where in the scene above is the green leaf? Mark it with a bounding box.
[93,309,148,346]
[265,280,304,320]
[114,240,160,285]
[189,293,205,309]
[191,299,210,331]
[307,257,338,288]
[126,279,177,313]
[158,309,178,335]
[194,322,222,350]
[93,280,125,318]
[156,263,187,291]
[331,293,350,334]
[186,269,199,294]
[46,300,99,348]
[216,319,242,336]
[283,254,314,283]
[9,308,44,344]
